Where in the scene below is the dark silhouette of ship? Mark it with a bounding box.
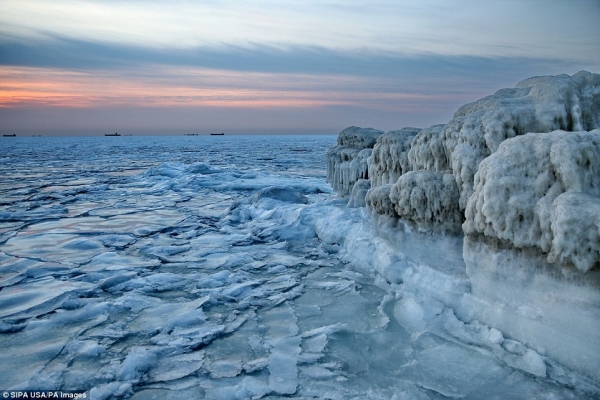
[105,132,121,136]
[3,134,16,137]
[210,133,225,136]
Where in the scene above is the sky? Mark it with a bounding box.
[0,0,599,136]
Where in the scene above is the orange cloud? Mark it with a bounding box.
[0,66,456,111]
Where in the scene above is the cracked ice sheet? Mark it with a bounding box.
[1,135,597,399]
[0,302,109,389]
[0,277,95,319]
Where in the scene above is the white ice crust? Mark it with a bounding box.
[368,128,420,187]
[336,126,385,149]
[347,178,370,208]
[326,147,371,196]
[390,171,462,234]
[326,127,384,197]
[443,71,600,210]
[365,184,396,217]
[407,124,448,172]
[464,130,600,271]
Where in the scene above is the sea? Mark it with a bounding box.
[0,135,595,399]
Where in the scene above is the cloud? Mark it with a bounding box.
[1,0,598,136]
[1,40,593,135]
[1,0,599,62]
[0,37,589,82]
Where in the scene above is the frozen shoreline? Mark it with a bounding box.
[1,101,599,398]
[326,71,600,385]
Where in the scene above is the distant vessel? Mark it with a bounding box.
[105,132,121,136]
[185,133,199,136]
[210,133,225,136]
[3,134,16,137]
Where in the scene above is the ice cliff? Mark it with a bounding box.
[464,130,600,272]
[326,71,600,381]
[328,71,600,261]
[444,70,600,211]
[326,126,384,196]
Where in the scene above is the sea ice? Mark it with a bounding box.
[1,126,598,398]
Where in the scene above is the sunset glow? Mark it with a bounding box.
[0,66,463,111]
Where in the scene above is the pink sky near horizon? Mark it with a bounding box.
[1,1,598,135]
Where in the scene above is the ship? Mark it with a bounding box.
[105,132,121,136]
[210,133,225,136]
[3,134,16,137]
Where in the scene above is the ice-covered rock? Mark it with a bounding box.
[336,126,385,149]
[326,147,372,196]
[329,71,600,239]
[368,128,421,187]
[365,184,396,217]
[407,124,448,172]
[326,127,384,196]
[549,192,600,271]
[347,179,370,208]
[390,171,463,234]
[444,71,600,210]
[464,130,600,272]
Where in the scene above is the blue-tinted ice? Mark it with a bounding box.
[0,136,596,399]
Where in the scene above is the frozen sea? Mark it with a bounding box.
[0,135,597,399]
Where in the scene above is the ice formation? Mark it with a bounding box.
[336,125,384,148]
[368,127,420,187]
[407,124,448,172]
[463,236,600,382]
[390,170,462,234]
[443,70,600,210]
[252,186,308,204]
[326,126,383,196]
[346,179,370,208]
[365,184,396,217]
[325,71,600,383]
[464,130,600,272]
